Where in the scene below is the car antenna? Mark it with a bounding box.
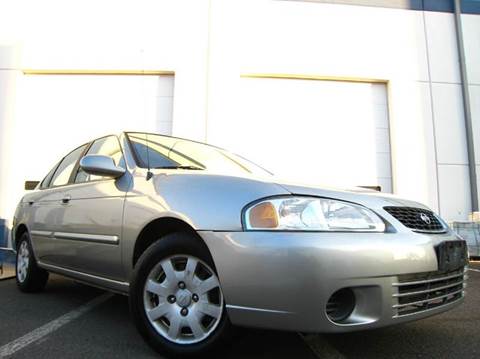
[145,133,153,181]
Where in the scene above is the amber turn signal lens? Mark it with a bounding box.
[248,202,279,228]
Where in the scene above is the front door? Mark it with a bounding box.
[59,135,128,281]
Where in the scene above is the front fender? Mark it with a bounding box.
[120,172,288,280]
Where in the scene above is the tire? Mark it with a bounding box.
[129,232,231,357]
[16,232,49,292]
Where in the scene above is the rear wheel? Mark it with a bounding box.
[16,232,49,292]
[129,232,231,356]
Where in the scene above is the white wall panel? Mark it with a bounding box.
[0,68,19,246]
[0,0,474,224]
[233,0,429,81]
[0,0,210,141]
[469,84,480,165]
[462,15,480,213]
[424,12,461,84]
[478,165,480,209]
[387,81,439,212]
[373,104,390,129]
[4,74,174,222]
[438,165,472,221]
[209,77,392,191]
[206,0,440,213]
[462,14,480,85]
[432,83,468,165]
[375,128,392,153]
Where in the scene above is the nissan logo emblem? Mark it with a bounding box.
[420,213,431,225]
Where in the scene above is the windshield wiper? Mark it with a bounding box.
[154,165,204,170]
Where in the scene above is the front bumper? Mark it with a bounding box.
[199,230,467,333]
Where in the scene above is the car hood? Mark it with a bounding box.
[149,169,429,212]
[273,179,429,211]
[144,170,431,231]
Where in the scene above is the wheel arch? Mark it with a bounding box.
[132,217,214,268]
[13,223,29,250]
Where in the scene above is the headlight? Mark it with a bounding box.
[244,197,385,232]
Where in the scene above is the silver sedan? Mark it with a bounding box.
[12,132,468,356]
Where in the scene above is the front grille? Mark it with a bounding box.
[392,268,466,318]
[384,206,445,233]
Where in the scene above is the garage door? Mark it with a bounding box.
[210,77,392,192]
[4,74,174,225]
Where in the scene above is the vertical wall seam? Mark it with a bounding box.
[385,81,396,194]
[454,0,479,212]
[421,10,442,215]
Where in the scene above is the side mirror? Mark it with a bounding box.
[25,181,40,190]
[79,155,126,178]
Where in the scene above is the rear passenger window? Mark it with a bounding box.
[75,136,124,183]
[50,145,88,187]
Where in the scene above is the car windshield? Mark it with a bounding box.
[126,132,273,177]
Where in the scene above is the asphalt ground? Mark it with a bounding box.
[0,262,479,359]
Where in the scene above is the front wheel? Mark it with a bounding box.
[16,232,49,292]
[129,232,231,356]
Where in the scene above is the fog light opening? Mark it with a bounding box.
[326,288,356,323]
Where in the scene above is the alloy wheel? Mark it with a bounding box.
[143,255,224,345]
[17,241,30,283]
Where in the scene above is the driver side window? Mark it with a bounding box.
[75,136,125,183]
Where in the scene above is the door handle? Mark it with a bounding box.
[62,195,71,204]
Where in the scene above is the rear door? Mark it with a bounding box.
[58,135,129,280]
[30,144,89,265]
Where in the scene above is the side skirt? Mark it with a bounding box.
[38,261,130,295]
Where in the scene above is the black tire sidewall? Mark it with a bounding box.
[129,232,231,357]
